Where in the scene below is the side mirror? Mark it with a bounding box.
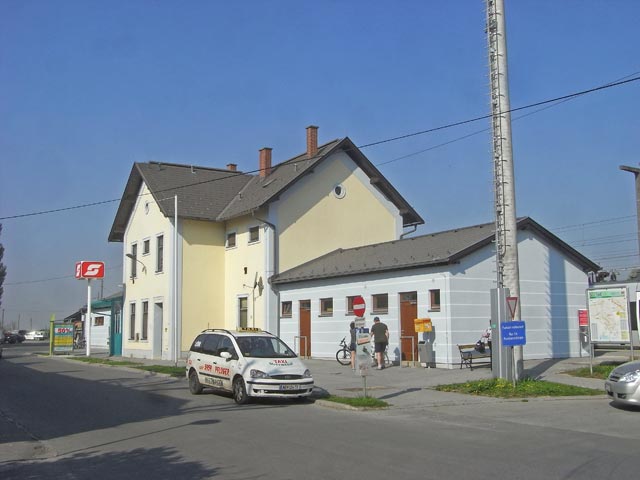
[220,351,232,360]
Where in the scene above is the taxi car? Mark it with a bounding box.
[186,328,314,404]
[605,360,640,407]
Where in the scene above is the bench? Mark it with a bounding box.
[457,343,491,370]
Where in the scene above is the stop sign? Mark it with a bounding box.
[353,295,366,317]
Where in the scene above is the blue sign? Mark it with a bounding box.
[501,321,526,346]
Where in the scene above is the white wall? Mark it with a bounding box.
[278,229,592,367]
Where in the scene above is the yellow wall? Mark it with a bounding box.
[181,220,226,347]
[123,183,172,355]
[276,151,400,272]
[223,213,269,329]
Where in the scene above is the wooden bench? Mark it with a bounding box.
[457,343,491,370]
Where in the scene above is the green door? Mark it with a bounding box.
[111,302,123,356]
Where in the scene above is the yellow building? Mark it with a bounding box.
[108,126,423,360]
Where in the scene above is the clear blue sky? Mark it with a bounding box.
[1,1,639,330]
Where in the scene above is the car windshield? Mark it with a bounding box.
[236,336,296,358]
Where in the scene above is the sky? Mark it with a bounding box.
[1,0,639,331]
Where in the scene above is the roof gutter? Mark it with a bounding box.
[400,224,418,239]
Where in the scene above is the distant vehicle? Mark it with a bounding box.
[0,331,4,357]
[3,331,22,344]
[605,360,640,407]
[25,330,47,341]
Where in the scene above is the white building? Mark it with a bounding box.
[273,217,600,368]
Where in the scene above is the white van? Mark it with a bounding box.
[186,328,314,404]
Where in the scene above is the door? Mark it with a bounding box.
[299,300,311,357]
[111,302,123,356]
[400,292,418,362]
[153,302,163,359]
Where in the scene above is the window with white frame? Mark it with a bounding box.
[239,297,248,328]
[320,298,333,316]
[429,289,441,312]
[129,303,136,340]
[281,301,292,318]
[156,235,164,273]
[372,293,388,314]
[130,243,138,278]
[249,226,260,244]
[94,316,104,327]
[141,301,149,340]
[142,238,150,255]
[226,232,237,248]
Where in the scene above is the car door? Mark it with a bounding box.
[194,334,222,388]
[212,336,239,391]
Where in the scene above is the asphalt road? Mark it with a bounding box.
[1,343,639,479]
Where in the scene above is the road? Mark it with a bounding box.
[1,343,639,479]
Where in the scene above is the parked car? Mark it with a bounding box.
[25,330,47,341]
[186,328,314,404]
[3,331,23,344]
[605,360,640,407]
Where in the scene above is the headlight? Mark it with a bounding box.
[619,370,640,383]
[303,369,312,378]
[250,369,270,379]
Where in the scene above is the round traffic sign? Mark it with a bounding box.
[353,295,366,317]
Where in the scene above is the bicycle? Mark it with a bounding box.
[335,337,351,365]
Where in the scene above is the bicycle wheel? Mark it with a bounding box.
[336,348,351,365]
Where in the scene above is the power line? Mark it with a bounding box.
[2,75,639,222]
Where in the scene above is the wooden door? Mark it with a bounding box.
[299,300,311,357]
[400,292,418,362]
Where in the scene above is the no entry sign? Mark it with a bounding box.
[353,295,366,317]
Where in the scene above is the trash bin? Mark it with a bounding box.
[418,340,434,368]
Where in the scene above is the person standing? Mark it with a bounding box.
[349,321,357,370]
[370,316,389,370]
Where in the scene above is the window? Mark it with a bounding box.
[429,289,441,312]
[281,301,292,318]
[143,239,150,255]
[141,301,149,340]
[156,235,164,273]
[130,244,138,278]
[129,303,136,340]
[249,226,260,243]
[226,232,236,248]
[320,298,333,316]
[372,294,388,314]
[94,316,104,327]
[239,297,248,328]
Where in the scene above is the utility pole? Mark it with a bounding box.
[487,0,522,379]
[619,165,640,260]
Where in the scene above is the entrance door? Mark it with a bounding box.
[111,302,123,356]
[400,292,418,362]
[153,302,163,359]
[299,300,311,357]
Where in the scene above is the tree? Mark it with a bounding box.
[0,224,5,308]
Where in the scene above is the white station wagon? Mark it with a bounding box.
[186,328,314,404]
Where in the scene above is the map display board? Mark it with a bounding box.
[586,287,631,343]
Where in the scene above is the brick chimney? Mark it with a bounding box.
[226,163,237,172]
[306,125,318,158]
[259,147,272,178]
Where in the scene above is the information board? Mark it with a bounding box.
[53,324,74,353]
[586,287,631,343]
[501,321,526,347]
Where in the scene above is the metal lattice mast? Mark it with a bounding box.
[486,0,523,376]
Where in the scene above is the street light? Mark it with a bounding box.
[125,253,147,281]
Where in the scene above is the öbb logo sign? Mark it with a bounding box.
[75,261,105,279]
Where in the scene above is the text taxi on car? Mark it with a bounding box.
[185,328,314,404]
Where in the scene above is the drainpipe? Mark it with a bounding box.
[251,211,279,336]
[400,224,418,239]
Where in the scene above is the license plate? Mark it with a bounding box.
[280,384,300,391]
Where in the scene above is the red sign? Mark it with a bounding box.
[506,296,518,320]
[578,309,589,327]
[353,295,366,317]
[75,261,105,279]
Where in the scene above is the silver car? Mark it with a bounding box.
[605,360,640,406]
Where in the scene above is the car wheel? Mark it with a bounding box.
[188,370,203,395]
[233,377,249,405]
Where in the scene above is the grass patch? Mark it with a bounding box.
[67,356,184,377]
[565,362,622,380]
[68,357,141,366]
[435,377,602,398]
[134,365,185,377]
[323,395,389,408]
